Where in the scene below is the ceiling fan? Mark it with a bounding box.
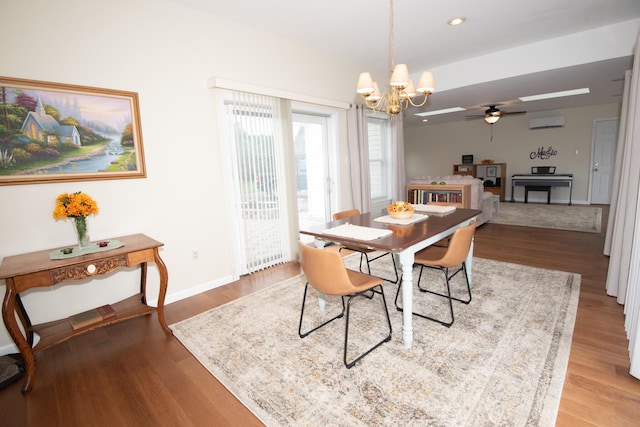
[466,105,527,125]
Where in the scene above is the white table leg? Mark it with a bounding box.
[466,237,474,286]
[313,238,327,311]
[398,250,415,349]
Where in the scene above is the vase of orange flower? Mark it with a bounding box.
[53,192,99,251]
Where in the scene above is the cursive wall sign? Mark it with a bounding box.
[530,146,558,160]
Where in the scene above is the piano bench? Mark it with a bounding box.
[525,185,551,204]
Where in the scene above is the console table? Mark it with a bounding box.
[0,233,172,392]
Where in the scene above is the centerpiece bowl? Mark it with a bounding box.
[387,201,414,219]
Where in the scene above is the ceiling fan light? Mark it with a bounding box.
[416,71,435,93]
[356,72,375,95]
[484,115,500,124]
[390,64,410,87]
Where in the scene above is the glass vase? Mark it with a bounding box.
[73,216,91,251]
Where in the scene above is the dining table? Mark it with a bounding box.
[299,207,482,349]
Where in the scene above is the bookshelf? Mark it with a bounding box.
[453,162,507,201]
[406,184,471,208]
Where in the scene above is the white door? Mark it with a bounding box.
[590,119,619,204]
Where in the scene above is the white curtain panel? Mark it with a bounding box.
[392,113,406,201]
[223,90,294,274]
[347,105,372,213]
[605,34,640,379]
[604,70,631,257]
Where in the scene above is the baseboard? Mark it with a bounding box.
[147,275,234,307]
[508,198,587,205]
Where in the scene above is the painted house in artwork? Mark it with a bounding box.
[20,98,81,146]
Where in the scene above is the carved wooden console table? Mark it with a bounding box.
[0,233,172,392]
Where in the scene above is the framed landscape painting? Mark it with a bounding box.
[0,76,146,186]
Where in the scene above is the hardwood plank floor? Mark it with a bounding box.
[1,204,639,426]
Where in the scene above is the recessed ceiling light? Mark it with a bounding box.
[448,17,465,26]
[519,88,590,102]
[415,107,466,117]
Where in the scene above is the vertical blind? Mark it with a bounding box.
[225,91,292,273]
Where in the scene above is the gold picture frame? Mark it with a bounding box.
[0,76,146,186]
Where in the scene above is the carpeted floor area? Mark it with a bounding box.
[490,203,602,233]
[171,255,580,426]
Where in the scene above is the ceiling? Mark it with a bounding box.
[175,0,640,126]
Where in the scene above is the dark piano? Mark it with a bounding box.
[511,166,573,205]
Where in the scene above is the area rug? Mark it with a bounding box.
[171,255,580,426]
[490,203,602,233]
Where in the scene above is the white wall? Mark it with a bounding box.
[404,103,621,204]
[0,0,366,350]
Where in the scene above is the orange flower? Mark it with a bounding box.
[53,192,99,220]
[387,201,414,213]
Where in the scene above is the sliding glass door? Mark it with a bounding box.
[293,112,332,243]
[218,93,339,275]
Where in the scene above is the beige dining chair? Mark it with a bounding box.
[332,209,399,284]
[395,220,476,327]
[297,240,392,368]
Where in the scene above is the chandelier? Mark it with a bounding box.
[356,0,435,116]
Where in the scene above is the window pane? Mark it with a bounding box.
[368,116,390,203]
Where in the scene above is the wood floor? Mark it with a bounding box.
[1,204,639,426]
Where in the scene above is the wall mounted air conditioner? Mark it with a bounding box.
[528,116,566,129]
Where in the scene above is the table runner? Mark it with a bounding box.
[48,239,124,260]
[374,213,429,225]
[323,224,392,241]
[412,204,457,214]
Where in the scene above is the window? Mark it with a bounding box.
[367,115,392,205]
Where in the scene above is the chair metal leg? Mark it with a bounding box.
[394,263,471,328]
[298,282,346,338]
[340,248,398,284]
[363,251,400,284]
[417,263,472,305]
[343,285,392,368]
[340,248,399,283]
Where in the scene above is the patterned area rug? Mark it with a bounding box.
[171,255,580,426]
[490,203,602,233]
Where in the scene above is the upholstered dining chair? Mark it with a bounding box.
[394,220,476,327]
[332,209,399,284]
[297,240,392,368]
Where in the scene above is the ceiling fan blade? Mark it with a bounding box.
[465,115,486,120]
[500,111,527,116]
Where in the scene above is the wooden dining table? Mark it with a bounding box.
[299,208,481,349]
